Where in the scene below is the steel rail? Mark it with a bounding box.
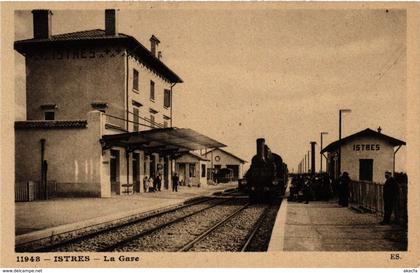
[23,189,240,252]
[20,196,220,252]
[101,198,237,252]
[240,205,271,252]
[177,203,250,252]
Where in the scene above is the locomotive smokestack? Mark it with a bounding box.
[310,141,316,175]
[256,138,265,161]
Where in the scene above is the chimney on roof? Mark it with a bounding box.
[105,9,118,36]
[158,51,162,60]
[150,35,160,57]
[32,10,53,39]
[377,126,382,133]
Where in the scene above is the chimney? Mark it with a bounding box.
[149,35,160,57]
[105,9,118,36]
[32,10,53,39]
[256,138,265,161]
[377,126,382,133]
[158,51,162,60]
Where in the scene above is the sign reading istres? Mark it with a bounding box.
[352,144,380,151]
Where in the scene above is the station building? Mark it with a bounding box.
[321,128,405,184]
[174,152,210,187]
[202,148,246,181]
[14,9,224,199]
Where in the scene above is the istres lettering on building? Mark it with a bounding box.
[352,144,380,152]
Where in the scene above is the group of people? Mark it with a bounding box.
[289,173,332,204]
[142,173,180,193]
[291,170,401,225]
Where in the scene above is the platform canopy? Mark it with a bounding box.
[101,127,226,155]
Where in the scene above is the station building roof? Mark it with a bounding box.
[14,29,183,84]
[101,127,225,155]
[175,151,211,162]
[321,128,406,154]
[15,120,88,129]
[203,147,247,163]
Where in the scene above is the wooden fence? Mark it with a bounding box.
[349,178,407,225]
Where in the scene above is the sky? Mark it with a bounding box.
[14,7,407,172]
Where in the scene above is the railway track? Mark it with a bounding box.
[181,203,272,252]
[16,191,240,252]
[17,190,282,252]
[111,200,278,252]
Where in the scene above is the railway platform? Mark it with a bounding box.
[15,182,237,245]
[268,198,407,251]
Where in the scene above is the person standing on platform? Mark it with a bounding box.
[148,176,154,192]
[155,175,162,191]
[143,176,148,193]
[303,175,312,204]
[172,173,179,192]
[338,172,350,207]
[381,171,400,225]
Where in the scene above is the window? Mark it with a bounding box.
[91,102,108,112]
[201,164,206,178]
[164,89,171,108]
[163,115,170,128]
[133,107,139,132]
[150,80,155,101]
[44,111,55,120]
[189,164,196,177]
[149,108,158,128]
[133,69,139,91]
[132,101,142,132]
[150,114,155,128]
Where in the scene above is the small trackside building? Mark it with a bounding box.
[174,152,210,187]
[202,148,246,181]
[321,128,405,184]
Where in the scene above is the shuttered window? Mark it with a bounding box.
[133,107,139,132]
[150,81,155,101]
[164,89,171,108]
[133,69,139,91]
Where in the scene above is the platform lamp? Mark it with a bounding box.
[307,150,310,173]
[320,132,328,173]
[338,109,351,178]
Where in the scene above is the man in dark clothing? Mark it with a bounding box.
[303,176,312,204]
[172,173,179,192]
[155,175,162,191]
[338,172,350,207]
[381,171,400,225]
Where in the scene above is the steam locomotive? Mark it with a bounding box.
[242,138,288,202]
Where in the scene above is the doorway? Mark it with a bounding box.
[133,153,140,193]
[164,157,169,189]
[359,159,373,182]
[110,150,120,194]
[226,165,239,180]
[149,154,156,178]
